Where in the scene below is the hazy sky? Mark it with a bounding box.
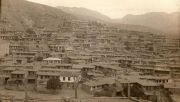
[27,0,179,18]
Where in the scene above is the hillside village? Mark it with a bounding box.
[0,0,180,102]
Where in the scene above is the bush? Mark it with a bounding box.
[47,78,61,90]
[26,28,35,34]
[36,56,43,61]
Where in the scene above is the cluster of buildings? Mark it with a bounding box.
[0,18,180,101]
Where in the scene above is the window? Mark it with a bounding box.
[41,76,43,79]
[63,77,65,81]
[68,77,71,81]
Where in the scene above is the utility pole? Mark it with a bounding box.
[127,83,131,98]
[75,83,78,99]
[24,73,29,102]
[74,75,80,99]
[74,78,78,99]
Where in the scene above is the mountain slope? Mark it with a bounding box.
[115,12,180,35]
[57,6,164,34]
[57,6,111,22]
[1,0,175,35]
[1,0,75,30]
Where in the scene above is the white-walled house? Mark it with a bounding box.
[43,57,62,64]
[59,70,79,83]
[36,69,80,89]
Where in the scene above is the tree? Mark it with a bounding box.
[102,69,111,76]
[81,69,88,81]
[123,84,145,98]
[157,89,173,102]
[26,28,35,34]
[94,84,117,97]
[94,89,113,97]
[46,78,61,90]
[35,56,43,61]
[81,70,87,77]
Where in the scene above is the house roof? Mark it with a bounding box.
[83,77,115,86]
[136,80,159,87]
[94,63,122,70]
[37,72,60,76]
[140,75,170,80]
[170,95,180,102]
[134,66,154,70]
[38,69,80,77]
[43,57,62,61]
[11,70,26,75]
[164,82,180,89]
[66,46,74,51]
[72,64,95,69]
[3,67,16,71]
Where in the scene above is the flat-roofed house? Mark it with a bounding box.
[133,64,154,75]
[2,67,16,76]
[1,67,16,85]
[37,71,59,82]
[26,69,37,84]
[82,77,120,95]
[94,63,121,76]
[48,44,65,52]
[6,70,28,89]
[59,70,80,88]
[164,81,180,94]
[0,33,19,41]
[68,56,92,64]
[169,64,180,79]
[9,42,27,54]
[41,64,72,70]
[118,58,132,68]
[133,79,161,97]
[139,75,170,85]
[36,71,60,91]
[37,68,80,89]
[55,37,69,44]
[154,64,171,76]
[10,70,27,82]
[43,57,62,65]
[12,51,37,63]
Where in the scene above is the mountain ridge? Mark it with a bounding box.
[57,6,111,22]
[114,12,180,36]
[1,0,178,36]
[56,6,179,36]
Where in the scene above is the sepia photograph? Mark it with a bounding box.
[0,0,179,102]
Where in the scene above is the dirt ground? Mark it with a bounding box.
[0,87,92,100]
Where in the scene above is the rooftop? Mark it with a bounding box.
[164,82,180,89]
[11,70,27,75]
[43,57,62,61]
[137,79,159,86]
[83,77,115,86]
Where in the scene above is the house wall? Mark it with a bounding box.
[81,84,93,94]
[44,60,62,64]
[0,41,9,57]
[59,76,76,83]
